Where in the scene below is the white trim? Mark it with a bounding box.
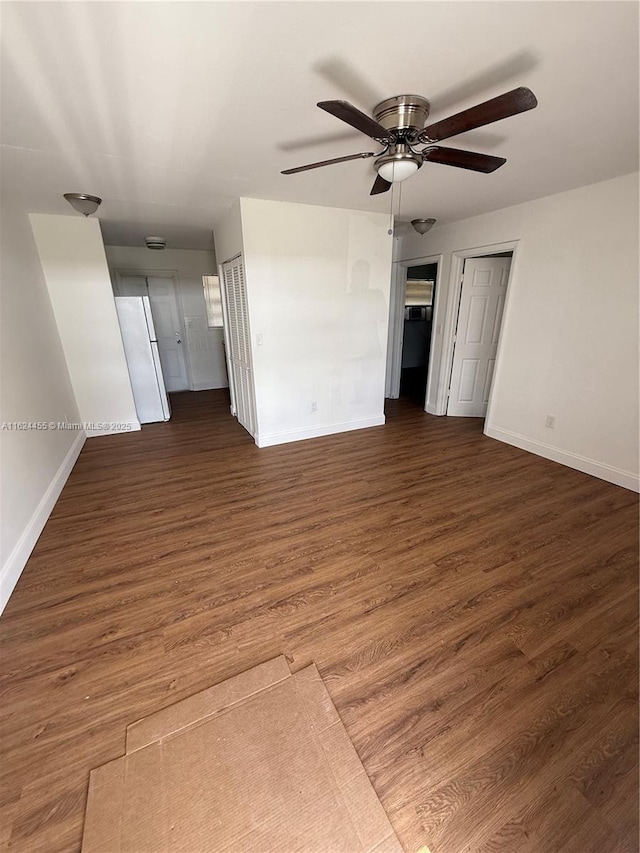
[256,415,385,448]
[485,425,639,492]
[0,432,86,614]
[437,241,520,417]
[385,263,405,399]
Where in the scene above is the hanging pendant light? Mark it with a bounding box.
[63,193,102,217]
[411,218,436,235]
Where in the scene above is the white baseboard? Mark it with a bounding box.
[256,415,386,448]
[484,425,639,492]
[0,432,86,615]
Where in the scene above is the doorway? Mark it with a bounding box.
[115,273,190,392]
[385,254,441,408]
[399,263,437,406]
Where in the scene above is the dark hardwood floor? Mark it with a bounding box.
[1,390,638,852]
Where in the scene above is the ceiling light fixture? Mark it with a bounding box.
[63,193,102,217]
[375,144,422,184]
[411,218,436,235]
[145,236,166,250]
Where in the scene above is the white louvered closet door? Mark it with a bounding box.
[221,256,256,437]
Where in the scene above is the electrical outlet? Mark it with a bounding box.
[311,401,317,413]
[256,333,264,346]
[545,415,556,429]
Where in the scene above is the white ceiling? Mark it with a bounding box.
[2,1,638,252]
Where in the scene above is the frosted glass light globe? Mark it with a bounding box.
[377,159,419,183]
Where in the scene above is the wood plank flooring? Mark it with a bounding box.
[1,390,638,853]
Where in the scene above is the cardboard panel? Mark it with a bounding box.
[82,657,403,853]
[292,662,341,732]
[161,678,358,848]
[340,772,401,852]
[315,714,365,788]
[82,759,125,853]
[371,835,407,853]
[120,743,168,852]
[222,798,363,852]
[294,666,402,852]
[126,655,290,752]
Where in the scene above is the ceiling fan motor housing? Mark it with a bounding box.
[372,95,431,138]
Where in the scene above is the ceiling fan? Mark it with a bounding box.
[281,87,538,195]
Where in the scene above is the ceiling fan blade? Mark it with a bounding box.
[423,146,506,173]
[418,87,538,143]
[317,100,395,142]
[370,174,392,195]
[281,152,375,175]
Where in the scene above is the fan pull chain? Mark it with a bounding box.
[388,178,404,237]
[388,182,395,235]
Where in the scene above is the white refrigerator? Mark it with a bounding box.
[115,296,171,423]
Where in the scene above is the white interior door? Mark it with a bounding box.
[145,277,189,392]
[447,256,511,417]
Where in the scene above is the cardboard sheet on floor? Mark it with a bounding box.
[82,656,403,852]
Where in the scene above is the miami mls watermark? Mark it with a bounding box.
[2,422,134,431]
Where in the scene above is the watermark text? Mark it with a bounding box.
[2,422,134,431]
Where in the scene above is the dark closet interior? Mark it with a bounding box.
[400,262,437,405]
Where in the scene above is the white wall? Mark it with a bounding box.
[29,215,139,436]
[214,199,244,267]
[236,198,393,447]
[104,245,227,390]
[399,172,639,491]
[0,204,84,613]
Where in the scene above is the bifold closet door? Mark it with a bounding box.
[221,256,256,437]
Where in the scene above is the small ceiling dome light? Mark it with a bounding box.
[145,236,166,250]
[375,144,422,184]
[63,193,102,216]
[411,218,436,235]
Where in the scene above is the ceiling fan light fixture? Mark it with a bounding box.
[63,193,102,216]
[283,87,537,195]
[377,159,419,183]
[375,145,422,184]
[411,218,437,235]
